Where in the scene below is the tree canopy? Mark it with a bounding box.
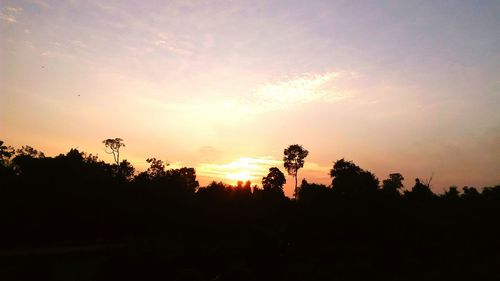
[283,144,308,198]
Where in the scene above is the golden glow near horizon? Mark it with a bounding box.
[197,157,279,185]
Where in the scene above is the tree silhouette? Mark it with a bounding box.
[442,186,460,200]
[146,157,168,178]
[0,140,14,165]
[16,145,45,158]
[262,167,286,195]
[297,179,330,202]
[102,138,125,165]
[283,144,308,199]
[117,160,135,181]
[2,141,500,280]
[330,158,379,197]
[165,167,199,195]
[382,173,404,197]
[382,173,404,191]
[405,178,435,200]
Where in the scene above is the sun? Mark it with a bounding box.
[197,156,279,186]
[225,170,254,184]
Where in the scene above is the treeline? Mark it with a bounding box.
[0,140,499,281]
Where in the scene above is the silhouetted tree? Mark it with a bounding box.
[283,144,308,199]
[2,141,500,281]
[382,173,404,191]
[442,186,460,200]
[102,138,125,165]
[382,173,404,198]
[11,145,46,177]
[165,167,199,195]
[404,178,435,201]
[234,180,252,199]
[297,179,330,202]
[0,140,14,165]
[117,160,135,182]
[0,140,15,181]
[146,158,168,179]
[262,167,286,195]
[330,158,379,197]
[16,145,45,158]
[462,186,480,200]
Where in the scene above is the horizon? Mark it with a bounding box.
[1,0,499,197]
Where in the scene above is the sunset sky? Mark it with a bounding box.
[1,0,499,196]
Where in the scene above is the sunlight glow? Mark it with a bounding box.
[226,171,253,183]
[197,157,279,185]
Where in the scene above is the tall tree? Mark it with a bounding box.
[283,144,308,198]
[102,138,125,165]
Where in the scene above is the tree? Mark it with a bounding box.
[297,179,330,202]
[462,186,480,200]
[146,157,168,179]
[283,144,308,198]
[117,160,135,181]
[382,173,404,195]
[442,186,460,200]
[165,167,200,195]
[0,140,15,179]
[102,138,125,165]
[16,145,45,158]
[330,158,379,197]
[404,178,435,201]
[0,140,14,165]
[262,167,286,195]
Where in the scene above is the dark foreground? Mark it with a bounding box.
[1,146,499,280]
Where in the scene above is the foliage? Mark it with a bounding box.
[1,140,500,280]
[262,167,286,195]
[330,158,379,197]
[283,144,309,198]
[102,138,125,165]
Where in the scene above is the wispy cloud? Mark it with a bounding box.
[71,40,87,48]
[252,72,351,111]
[0,6,22,23]
[153,33,193,56]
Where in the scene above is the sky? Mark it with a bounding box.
[1,0,499,196]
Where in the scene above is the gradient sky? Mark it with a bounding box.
[1,0,499,196]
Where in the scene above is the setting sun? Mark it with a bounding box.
[225,170,253,184]
[196,157,279,186]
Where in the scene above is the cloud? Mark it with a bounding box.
[0,6,22,23]
[71,40,87,48]
[251,72,351,111]
[152,33,193,56]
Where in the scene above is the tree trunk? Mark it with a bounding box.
[294,172,298,199]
